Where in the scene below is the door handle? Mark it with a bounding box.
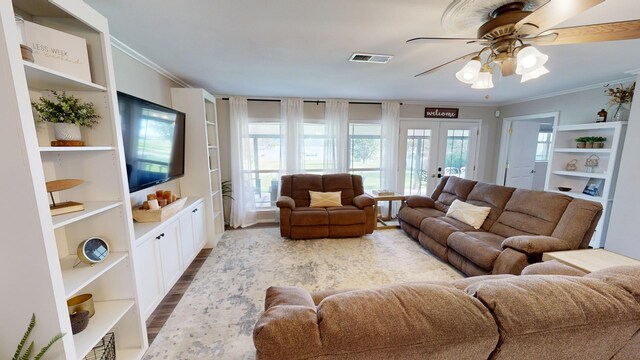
[530,170,536,174]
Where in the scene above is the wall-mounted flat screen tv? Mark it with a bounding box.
[117,91,186,193]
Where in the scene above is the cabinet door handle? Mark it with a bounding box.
[161,233,165,238]
[156,233,165,240]
[192,208,198,213]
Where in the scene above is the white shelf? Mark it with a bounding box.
[52,201,122,229]
[554,148,611,154]
[210,168,219,173]
[40,146,115,152]
[24,61,107,92]
[556,121,627,132]
[116,348,145,360]
[73,300,134,359]
[551,171,607,179]
[208,145,218,149]
[206,121,216,126]
[211,190,220,196]
[548,189,604,202]
[60,252,128,299]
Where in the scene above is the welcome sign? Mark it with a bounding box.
[23,21,91,82]
[424,107,459,119]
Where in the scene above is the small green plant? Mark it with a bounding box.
[575,137,588,143]
[221,180,234,200]
[584,137,596,143]
[13,313,65,360]
[31,90,100,128]
[593,136,607,142]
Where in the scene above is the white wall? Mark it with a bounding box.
[605,74,640,259]
[111,47,186,206]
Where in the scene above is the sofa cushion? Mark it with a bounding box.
[323,173,361,205]
[284,174,324,207]
[434,177,478,213]
[420,217,475,247]
[327,205,365,225]
[586,266,640,304]
[552,198,603,249]
[490,189,572,238]
[466,275,640,360]
[290,207,328,226]
[446,199,491,230]
[466,182,515,231]
[316,283,499,358]
[447,231,505,271]
[398,206,445,229]
[309,191,342,208]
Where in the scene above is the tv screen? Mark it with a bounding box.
[117,91,186,193]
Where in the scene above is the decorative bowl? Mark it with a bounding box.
[67,293,95,317]
[557,187,572,192]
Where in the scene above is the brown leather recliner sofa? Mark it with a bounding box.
[398,176,603,276]
[253,266,640,360]
[277,174,376,240]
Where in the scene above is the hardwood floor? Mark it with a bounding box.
[146,248,213,345]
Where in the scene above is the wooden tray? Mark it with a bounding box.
[132,197,187,223]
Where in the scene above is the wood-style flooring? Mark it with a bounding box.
[146,248,213,345]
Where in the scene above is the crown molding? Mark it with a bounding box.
[498,76,637,107]
[625,68,640,76]
[110,36,192,88]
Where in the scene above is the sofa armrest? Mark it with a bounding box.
[502,235,574,255]
[404,195,435,208]
[276,195,296,210]
[521,260,588,276]
[353,194,375,208]
[265,286,315,310]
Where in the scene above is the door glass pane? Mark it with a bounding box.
[404,129,431,195]
[443,129,470,179]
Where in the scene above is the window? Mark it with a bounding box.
[535,132,553,161]
[247,122,280,208]
[303,122,325,174]
[348,122,382,191]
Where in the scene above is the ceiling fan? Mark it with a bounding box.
[408,0,640,88]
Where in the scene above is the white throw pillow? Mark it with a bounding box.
[309,191,342,208]
[446,199,491,230]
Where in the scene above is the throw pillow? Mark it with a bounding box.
[446,199,491,230]
[309,191,342,207]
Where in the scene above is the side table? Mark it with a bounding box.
[369,193,406,229]
[542,248,640,273]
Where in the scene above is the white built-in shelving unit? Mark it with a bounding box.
[0,0,146,358]
[545,121,627,248]
[171,88,225,246]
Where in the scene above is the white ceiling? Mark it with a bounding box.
[84,0,640,104]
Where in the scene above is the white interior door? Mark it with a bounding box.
[398,121,479,196]
[504,121,540,189]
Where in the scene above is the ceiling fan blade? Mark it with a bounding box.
[535,20,640,46]
[515,0,604,36]
[414,52,479,77]
[407,37,485,45]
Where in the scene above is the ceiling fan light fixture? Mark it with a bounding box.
[471,65,494,89]
[520,65,550,83]
[455,56,482,84]
[515,45,548,75]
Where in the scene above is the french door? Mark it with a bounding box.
[398,120,480,195]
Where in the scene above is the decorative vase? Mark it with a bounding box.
[585,142,593,148]
[53,123,82,141]
[611,103,630,122]
[576,142,586,148]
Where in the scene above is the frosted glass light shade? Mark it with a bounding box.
[471,70,494,89]
[520,65,549,82]
[455,58,482,84]
[516,46,548,75]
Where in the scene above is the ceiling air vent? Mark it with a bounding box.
[349,53,393,64]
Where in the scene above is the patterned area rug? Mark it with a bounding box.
[142,227,463,359]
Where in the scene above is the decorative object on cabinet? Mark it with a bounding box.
[45,179,84,216]
[583,178,604,197]
[575,137,587,148]
[75,237,109,267]
[597,109,607,123]
[67,293,95,318]
[605,82,635,122]
[565,159,578,171]
[13,313,64,360]
[584,154,600,173]
[84,332,116,360]
[69,310,90,335]
[557,187,572,192]
[593,136,607,148]
[22,20,91,82]
[31,90,100,144]
[133,196,188,223]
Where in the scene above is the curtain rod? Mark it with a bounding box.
[220,98,402,105]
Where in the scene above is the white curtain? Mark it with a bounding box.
[280,98,305,174]
[323,100,349,173]
[229,97,258,228]
[381,101,400,192]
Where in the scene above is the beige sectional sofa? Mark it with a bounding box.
[253,266,640,360]
[398,176,603,276]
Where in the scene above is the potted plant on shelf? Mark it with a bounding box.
[584,136,596,148]
[605,82,635,122]
[593,136,607,148]
[575,137,588,148]
[31,90,100,144]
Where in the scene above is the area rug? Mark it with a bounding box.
[142,227,463,359]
